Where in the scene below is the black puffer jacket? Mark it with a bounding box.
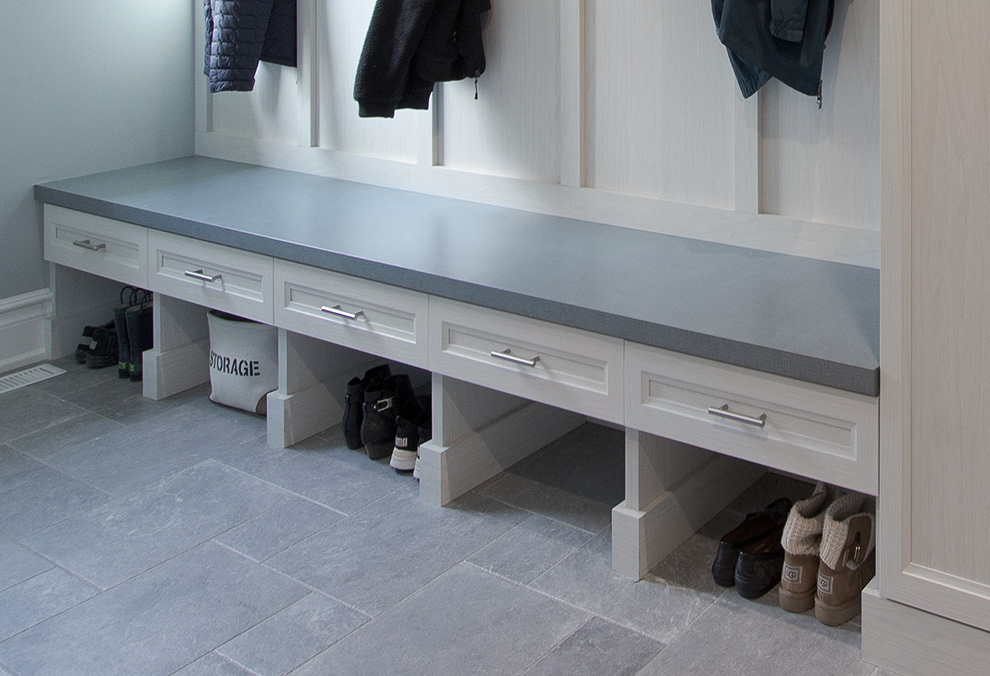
[204,0,297,93]
[354,0,491,118]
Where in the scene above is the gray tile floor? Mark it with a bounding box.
[0,358,885,675]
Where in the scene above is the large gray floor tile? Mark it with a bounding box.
[0,568,99,641]
[293,562,590,676]
[57,379,211,426]
[0,389,87,445]
[214,496,345,562]
[508,423,625,506]
[0,542,308,676]
[219,431,411,515]
[529,528,720,644]
[521,616,664,676]
[26,357,117,397]
[478,473,615,534]
[7,411,125,461]
[32,397,267,496]
[637,591,872,676]
[217,592,368,676]
[477,423,623,534]
[20,460,312,589]
[172,653,254,675]
[0,534,53,592]
[0,445,41,481]
[0,448,110,539]
[467,514,594,584]
[267,488,528,615]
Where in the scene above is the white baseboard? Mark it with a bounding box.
[0,289,52,374]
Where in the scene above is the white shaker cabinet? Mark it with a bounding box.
[867,2,990,672]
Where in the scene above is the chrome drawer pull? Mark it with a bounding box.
[72,239,106,252]
[490,348,540,368]
[708,404,767,428]
[184,269,222,283]
[321,305,365,320]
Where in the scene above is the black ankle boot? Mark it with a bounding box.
[390,374,429,427]
[342,365,390,450]
[361,381,398,460]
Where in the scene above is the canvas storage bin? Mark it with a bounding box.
[207,310,277,414]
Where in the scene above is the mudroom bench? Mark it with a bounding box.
[36,156,879,578]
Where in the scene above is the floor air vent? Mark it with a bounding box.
[0,364,66,395]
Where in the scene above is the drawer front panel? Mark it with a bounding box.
[275,260,429,368]
[44,205,148,287]
[149,231,273,323]
[625,342,878,494]
[430,297,624,423]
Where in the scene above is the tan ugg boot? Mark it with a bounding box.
[815,492,876,626]
[778,482,840,613]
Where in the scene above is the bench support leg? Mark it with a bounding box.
[418,374,585,506]
[143,295,210,401]
[611,429,765,578]
[266,329,382,448]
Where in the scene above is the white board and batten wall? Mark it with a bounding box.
[193,0,881,268]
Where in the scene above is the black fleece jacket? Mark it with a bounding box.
[354,0,491,118]
[712,0,834,99]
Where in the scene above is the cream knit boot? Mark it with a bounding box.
[778,482,840,613]
[815,492,876,626]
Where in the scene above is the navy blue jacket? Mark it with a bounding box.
[204,0,297,93]
[354,0,490,118]
[712,0,834,99]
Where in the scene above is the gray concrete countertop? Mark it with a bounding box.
[36,156,879,396]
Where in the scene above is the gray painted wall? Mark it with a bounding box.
[0,2,194,300]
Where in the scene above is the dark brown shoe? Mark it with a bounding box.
[711,497,791,587]
[734,524,786,599]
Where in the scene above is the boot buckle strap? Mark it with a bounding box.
[842,542,864,567]
[373,396,395,413]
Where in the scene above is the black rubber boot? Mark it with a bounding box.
[342,364,390,450]
[124,301,153,382]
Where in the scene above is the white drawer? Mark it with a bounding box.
[625,342,878,494]
[275,260,429,368]
[148,231,274,324]
[429,297,624,424]
[44,205,148,287]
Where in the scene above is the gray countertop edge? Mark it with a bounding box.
[35,184,880,397]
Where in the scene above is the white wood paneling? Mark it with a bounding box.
[193,0,883,266]
[879,0,990,636]
[440,0,559,182]
[559,0,586,188]
[209,63,301,145]
[585,0,737,208]
[908,0,990,587]
[318,0,420,163]
[760,0,880,231]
